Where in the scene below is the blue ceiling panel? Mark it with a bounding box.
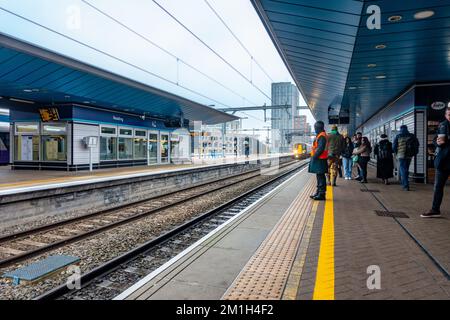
[0,34,236,124]
[253,0,450,129]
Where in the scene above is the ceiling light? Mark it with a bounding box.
[414,10,434,19]
[10,98,35,104]
[376,75,387,79]
[375,44,386,49]
[83,101,90,104]
[388,15,402,22]
[31,89,39,92]
[348,86,357,90]
[23,89,33,93]
[361,76,370,80]
[367,63,377,68]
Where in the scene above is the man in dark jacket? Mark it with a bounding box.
[326,125,344,186]
[422,107,450,218]
[309,121,328,201]
[393,125,419,191]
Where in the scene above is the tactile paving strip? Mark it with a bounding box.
[222,177,315,300]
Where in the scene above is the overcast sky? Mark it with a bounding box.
[0,0,314,132]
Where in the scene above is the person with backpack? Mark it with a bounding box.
[374,134,394,185]
[421,107,450,218]
[352,136,372,183]
[326,125,345,186]
[393,125,420,191]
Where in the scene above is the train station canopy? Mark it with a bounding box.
[252,0,450,128]
[0,33,238,125]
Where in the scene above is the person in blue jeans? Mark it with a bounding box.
[341,136,354,180]
[393,125,419,191]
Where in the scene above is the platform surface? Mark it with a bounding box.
[0,154,288,195]
[117,166,450,300]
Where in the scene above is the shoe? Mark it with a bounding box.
[309,193,319,199]
[332,183,337,187]
[360,180,368,183]
[402,187,410,191]
[312,194,326,201]
[420,210,441,218]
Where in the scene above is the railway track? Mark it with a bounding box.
[36,159,309,300]
[0,160,302,269]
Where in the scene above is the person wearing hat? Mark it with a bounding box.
[374,133,394,185]
[326,124,345,186]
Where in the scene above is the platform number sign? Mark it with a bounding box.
[39,108,60,122]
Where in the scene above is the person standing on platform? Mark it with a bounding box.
[374,134,394,185]
[353,137,372,183]
[393,125,419,191]
[422,107,450,218]
[309,121,328,201]
[341,136,354,180]
[353,132,363,179]
[326,125,344,186]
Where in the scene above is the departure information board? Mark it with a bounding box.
[39,108,60,122]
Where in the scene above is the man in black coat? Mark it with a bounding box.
[309,121,328,201]
[422,107,450,218]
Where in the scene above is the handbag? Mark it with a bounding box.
[352,154,359,163]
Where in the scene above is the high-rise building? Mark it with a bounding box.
[271,82,299,152]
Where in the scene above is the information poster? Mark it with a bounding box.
[21,136,33,161]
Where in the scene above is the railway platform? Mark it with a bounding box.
[116,167,450,300]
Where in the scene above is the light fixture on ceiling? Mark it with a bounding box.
[23,89,33,93]
[10,98,35,104]
[375,44,387,49]
[388,15,402,22]
[348,86,357,90]
[361,76,370,80]
[83,101,90,104]
[368,63,377,68]
[64,95,71,99]
[376,75,387,79]
[414,10,434,19]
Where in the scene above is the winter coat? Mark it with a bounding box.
[374,139,394,179]
[327,132,344,157]
[341,141,354,158]
[353,144,371,157]
[434,120,450,171]
[393,127,419,159]
[308,133,328,174]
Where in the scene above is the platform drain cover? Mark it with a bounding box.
[374,210,409,218]
[361,189,380,192]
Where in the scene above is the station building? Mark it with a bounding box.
[0,34,236,170]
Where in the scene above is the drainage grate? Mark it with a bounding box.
[361,189,380,193]
[374,210,409,218]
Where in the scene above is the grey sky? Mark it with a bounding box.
[0,0,314,132]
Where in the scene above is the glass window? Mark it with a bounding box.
[16,123,39,134]
[135,130,146,137]
[100,136,117,161]
[149,132,158,164]
[101,126,116,135]
[161,133,169,163]
[119,128,133,136]
[14,135,39,161]
[42,123,66,135]
[134,137,147,159]
[119,137,133,159]
[42,136,67,161]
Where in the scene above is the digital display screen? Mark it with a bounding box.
[39,108,60,122]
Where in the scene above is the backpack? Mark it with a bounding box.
[405,135,418,158]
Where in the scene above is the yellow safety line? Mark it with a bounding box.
[313,185,335,300]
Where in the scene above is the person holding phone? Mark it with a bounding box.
[421,107,450,218]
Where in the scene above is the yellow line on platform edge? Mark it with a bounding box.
[313,185,335,300]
